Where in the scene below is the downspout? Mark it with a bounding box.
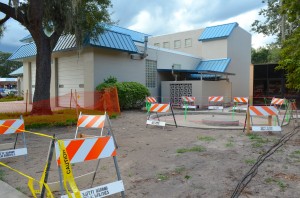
[172,65,178,81]
[142,36,148,58]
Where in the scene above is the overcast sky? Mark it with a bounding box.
[0,0,275,53]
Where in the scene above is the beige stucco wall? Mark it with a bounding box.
[148,28,204,57]
[161,80,231,108]
[226,27,251,98]
[94,44,201,98]
[201,39,228,59]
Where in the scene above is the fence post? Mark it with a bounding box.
[70,89,72,109]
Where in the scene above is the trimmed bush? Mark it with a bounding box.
[96,77,150,110]
[115,82,150,110]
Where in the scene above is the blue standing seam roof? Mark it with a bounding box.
[190,58,231,79]
[19,25,151,44]
[9,30,138,61]
[106,25,151,43]
[198,22,238,41]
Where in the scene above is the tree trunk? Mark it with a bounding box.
[31,36,53,115]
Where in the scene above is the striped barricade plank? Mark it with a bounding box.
[271,98,285,106]
[0,119,27,159]
[208,96,224,102]
[248,106,281,132]
[55,136,125,198]
[146,97,157,103]
[234,97,248,103]
[55,136,116,165]
[0,119,24,134]
[77,115,106,129]
[249,106,279,116]
[181,96,196,109]
[181,96,196,102]
[150,104,170,113]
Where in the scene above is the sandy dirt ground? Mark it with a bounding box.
[0,110,300,198]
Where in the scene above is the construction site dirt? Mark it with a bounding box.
[0,110,299,198]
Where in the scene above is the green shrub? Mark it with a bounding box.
[96,76,118,91]
[96,76,150,110]
[115,82,150,110]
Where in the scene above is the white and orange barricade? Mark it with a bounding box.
[0,118,27,159]
[146,103,177,128]
[54,136,125,197]
[75,112,118,147]
[247,106,281,133]
[208,96,224,111]
[181,96,197,110]
[233,97,248,111]
[146,97,157,103]
[270,97,285,111]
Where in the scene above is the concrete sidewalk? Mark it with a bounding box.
[0,180,28,198]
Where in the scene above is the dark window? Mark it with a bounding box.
[254,65,268,79]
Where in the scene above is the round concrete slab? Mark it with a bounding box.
[202,115,240,126]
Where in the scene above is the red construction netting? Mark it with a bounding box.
[0,88,121,114]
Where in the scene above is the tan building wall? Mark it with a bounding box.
[148,29,204,57]
[226,26,251,98]
[161,80,232,108]
[201,39,228,59]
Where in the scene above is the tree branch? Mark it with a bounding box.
[0,2,27,26]
[0,15,10,25]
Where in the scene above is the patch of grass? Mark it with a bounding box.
[0,108,119,129]
[288,150,300,159]
[265,177,288,191]
[176,146,206,153]
[198,136,216,142]
[248,134,270,148]
[277,180,288,191]
[265,177,273,183]
[0,169,5,180]
[184,175,191,180]
[245,159,256,165]
[174,167,186,174]
[292,150,300,155]
[0,96,23,102]
[157,173,169,181]
[225,139,234,147]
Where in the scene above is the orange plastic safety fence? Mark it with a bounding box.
[94,87,120,114]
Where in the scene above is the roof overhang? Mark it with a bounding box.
[157,69,235,76]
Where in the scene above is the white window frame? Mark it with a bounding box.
[174,40,181,49]
[185,38,192,47]
[163,42,170,49]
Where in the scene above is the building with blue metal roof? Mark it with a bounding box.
[149,22,251,99]
[8,22,251,109]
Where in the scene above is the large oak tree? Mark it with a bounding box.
[0,0,112,114]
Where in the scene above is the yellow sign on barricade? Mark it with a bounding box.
[54,136,125,198]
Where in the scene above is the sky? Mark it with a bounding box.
[0,0,276,53]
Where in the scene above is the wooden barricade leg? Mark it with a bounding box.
[246,108,251,135]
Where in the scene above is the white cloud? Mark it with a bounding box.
[0,0,275,52]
